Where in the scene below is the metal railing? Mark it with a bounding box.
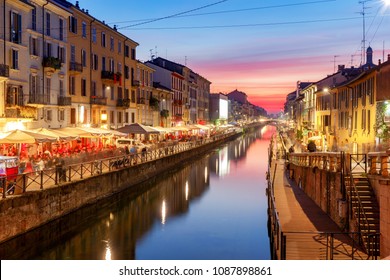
[1,131,240,199]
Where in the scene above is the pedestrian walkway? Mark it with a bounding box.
[269,158,368,260]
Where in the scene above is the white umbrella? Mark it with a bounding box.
[0,129,57,144]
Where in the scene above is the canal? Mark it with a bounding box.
[0,125,275,260]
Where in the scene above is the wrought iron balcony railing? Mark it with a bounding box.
[90,96,107,105]
[58,96,72,106]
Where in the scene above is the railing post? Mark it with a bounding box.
[40,171,43,190]
[369,155,377,175]
[380,155,388,177]
[1,176,6,198]
[22,174,26,193]
[281,233,286,260]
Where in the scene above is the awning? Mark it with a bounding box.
[33,128,79,141]
[194,124,210,130]
[117,123,160,134]
[0,129,57,144]
[170,126,190,132]
[153,126,173,133]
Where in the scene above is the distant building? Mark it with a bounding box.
[209,93,229,125]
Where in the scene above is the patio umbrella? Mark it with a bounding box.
[0,129,57,144]
[33,128,79,141]
[117,123,160,134]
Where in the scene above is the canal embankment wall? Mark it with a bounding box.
[288,160,390,258]
[0,126,264,244]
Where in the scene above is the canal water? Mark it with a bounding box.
[0,125,275,260]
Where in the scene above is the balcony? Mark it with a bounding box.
[69,62,83,74]
[116,98,130,108]
[42,56,62,73]
[58,96,72,106]
[173,99,183,106]
[28,94,50,105]
[132,79,140,87]
[101,71,121,85]
[0,64,10,79]
[90,96,107,105]
[137,97,145,104]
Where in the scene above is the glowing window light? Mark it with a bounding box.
[185,181,189,201]
[79,105,85,123]
[161,200,166,225]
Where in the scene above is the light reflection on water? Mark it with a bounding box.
[0,125,276,260]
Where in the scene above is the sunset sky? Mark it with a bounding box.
[70,0,390,113]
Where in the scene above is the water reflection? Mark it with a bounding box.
[0,125,276,260]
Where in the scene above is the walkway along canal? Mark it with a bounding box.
[0,125,273,259]
[267,130,389,259]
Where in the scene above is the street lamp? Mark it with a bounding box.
[382,0,390,6]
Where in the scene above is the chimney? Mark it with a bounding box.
[388,54,390,62]
[338,65,345,71]
[378,59,381,65]
[86,9,89,14]
[75,1,79,8]
[113,25,117,31]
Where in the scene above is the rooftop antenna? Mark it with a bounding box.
[185,56,187,66]
[332,55,340,73]
[359,0,372,65]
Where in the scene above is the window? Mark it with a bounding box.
[70,45,76,62]
[131,48,136,60]
[69,16,77,33]
[111,86,114,100]
[92,28,97,43]
[110,36,114,51]
[46,42,52,57]
[58,109,65,122]
[117,62,122,74]
[46,110,52,121]
[92,54,98,70]
[30,37,39,56]
[118,41,122,54]
[117,112,122,123]
[102,57,106,71]
[32,7,37,31]
[81,49,86,67]
[110,111,115,124]
[101,32,106,47]
[81,79,86,96]
[11,49,19,70]
[46,77,51,97]
[131,112,135,123]
[59,80,64,96]
[124,65,129,79]
[125,112,129,123]
[131,90,135,102]
[59,18,64,40]
[10,11,22,44]
[82,22,87,38]
[70,108,76,124]
[30,74,38,95]
[69,76,75,95]
[46,13,51,36]
[58,46,65,63]
[109,58,114,72]
[125,45,129,57]
[118,87,123,99]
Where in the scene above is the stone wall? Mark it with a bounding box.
[290,163,390,259]
[370,178,390,258]
[289,164,345,229]
[0,134,239,243]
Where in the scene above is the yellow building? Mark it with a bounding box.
[329,69,376,152]
[67,2,138,129]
